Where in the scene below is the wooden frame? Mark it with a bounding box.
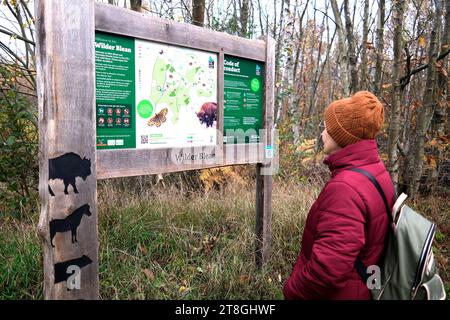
[94,3,269,179]
[36,0,275,300]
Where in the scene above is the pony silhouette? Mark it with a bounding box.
[49,204,92,247]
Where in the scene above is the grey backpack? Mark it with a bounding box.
[350,168,446,300]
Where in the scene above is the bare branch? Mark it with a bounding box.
[0,28,35,46]
[400,48,450,89]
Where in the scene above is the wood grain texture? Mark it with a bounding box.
[95,2,266,62]
[97,143,265,179]
[36,0,98,300]
[255,36,275,268]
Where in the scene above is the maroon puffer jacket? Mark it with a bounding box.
[283,139,395,300]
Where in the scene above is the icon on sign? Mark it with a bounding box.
[115,118,122,125]
[107,108,113,115]
[208,56,215,69]
[124,108,130,115]
[98,108,104,114]
[123,118,130,125]
[98,117,105,124]
[115,108,121,115]
[107,117,113,124]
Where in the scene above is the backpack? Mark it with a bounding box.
[350,168,446,300]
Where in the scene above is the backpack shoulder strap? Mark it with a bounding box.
[348,167,392,222]
[348,167,393,285]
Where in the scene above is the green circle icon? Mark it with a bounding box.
[250,78,260,92]
[137,100,153,118]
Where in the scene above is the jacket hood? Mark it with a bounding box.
[324,139,380,175]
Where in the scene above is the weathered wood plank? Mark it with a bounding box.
[255,35,275,268]
[216,50,225,161]
[94,2,266,62]
[36,0,98,300]
[97,143,264,179]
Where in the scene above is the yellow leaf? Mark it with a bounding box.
[418,36,426,48]
[179,286,187,293]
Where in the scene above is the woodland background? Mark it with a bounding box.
[0,0,448,299]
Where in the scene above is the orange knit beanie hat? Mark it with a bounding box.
[324,91,384,147]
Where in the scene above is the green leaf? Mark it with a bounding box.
[6,136,15,145]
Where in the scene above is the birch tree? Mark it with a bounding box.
[387,0,406,191]
[374,0,385,95]
[410,0,443,197]
[330,0,350,96]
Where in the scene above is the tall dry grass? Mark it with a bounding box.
[1,167,448,299]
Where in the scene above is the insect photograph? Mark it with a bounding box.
[147,107,168,127]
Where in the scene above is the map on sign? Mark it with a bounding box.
[135,40,218,149]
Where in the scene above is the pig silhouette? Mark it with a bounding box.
[48,153,91,196]
[196,102,217,128]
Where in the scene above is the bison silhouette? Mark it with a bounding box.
[54,255,92,284]
[48,152,91,196]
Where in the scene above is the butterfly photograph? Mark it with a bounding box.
[147,108,168,127]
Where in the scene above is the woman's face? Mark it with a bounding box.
[321,127,341,155]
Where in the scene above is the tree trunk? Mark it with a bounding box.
[374,0,385,95]
[240,0,250,37]
[192,0,206,27]
[257,0,265,36]
[274,0,287,125]
[330,0,349,96]
[433,0,449,134]
[129,0,142,12]
[445,0,450,134]
[387,0,406,192]
[344,0,358,93]
[428,0,450,193]
[360,0,370,90]
[409,0,443,197]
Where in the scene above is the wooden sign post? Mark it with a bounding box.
[36,0,99,299]
[36,0,275,299]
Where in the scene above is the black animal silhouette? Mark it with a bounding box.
[48,152,91,196]
[196,102,217,128]
[49,204,92,247]
[54,255,92,284]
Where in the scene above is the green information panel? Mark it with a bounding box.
[95,32,136,149]
[223,55,264,144]
[95,32,218,150]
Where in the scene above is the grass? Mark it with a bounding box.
[96,179,319,299]
[0,176,448,299]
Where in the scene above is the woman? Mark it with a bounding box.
[283,91,395,300]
